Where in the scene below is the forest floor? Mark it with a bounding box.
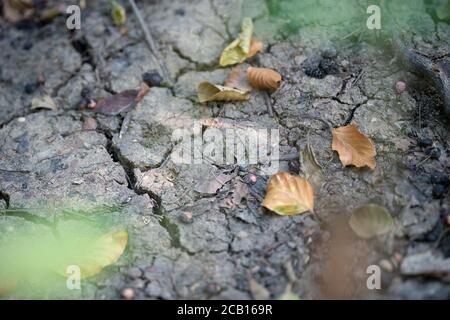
[1,0,450,299]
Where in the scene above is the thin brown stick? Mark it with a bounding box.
[128,0,172,84]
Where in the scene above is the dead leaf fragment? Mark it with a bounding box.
[247,38,263,58]
[225,66,252,92]
[220,17,253,66]
[249,278,270,300]
[31,95,58,111]
[247,67,282,92]
[53,230,128,278]
[197,82,250,103]
[3,0,35,23]
[349,204,394,239]
[332,124,376,169]
[262,172,314,216]
[195,172,234,195]
[300,144,325,190]
[94,84,149,116]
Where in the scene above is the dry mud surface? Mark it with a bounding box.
[1,0,450,299]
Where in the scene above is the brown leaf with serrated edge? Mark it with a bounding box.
[197,82,250,103]
[262,172,314,216]
[94,83,149,116]
[332,124,376,169]
[247,38,263,58]
[224,66,252,92]
[247,67,282,92]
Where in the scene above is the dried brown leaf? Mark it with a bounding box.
[247,38,263,58]
[332,124,376,170]
[94,83,149,116]
[262,172,314,216]
[3,0,34,23]
[247,67,282,92]
[224,66,252,92]
[197,82,250,103]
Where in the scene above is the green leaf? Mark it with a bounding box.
[52,230,128,279]
[111,0,126,26]
[220,17,253,66]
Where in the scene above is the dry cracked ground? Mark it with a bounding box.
[1,0,450,299]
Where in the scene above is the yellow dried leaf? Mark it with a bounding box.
[332,124,376,169]
[349,204,394,239]
[224,66,252,92]
[53,230,128,279]
[31,95,58,111]
[111,0,126,26]
[247,67,282,92]
[262,172,314,216]
[219,17,253,66]
[247,38,263,58]
[197,82,250,103]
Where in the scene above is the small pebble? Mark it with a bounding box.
[180,211,193,224]
[379,259,394,272]
[83,117,97,131]
[72,178,84,185]
[127,267,143,279]
[17,117,26,123]
[121,288,135,300]
[142,70,163,87]
[81,86,92,99]
[395,81,406,94]
[24,82,38,94]
[322,47,337,59]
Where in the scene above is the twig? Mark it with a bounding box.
[263,91,274,117]
[0,168,30,174]
[128,0,172,84]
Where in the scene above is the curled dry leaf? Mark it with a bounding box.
[247,67,282,92]
[332,124,376,170]
[349,204,394,239]
[262,172,314,216]
[220,17,253,66]
[225,66,252,92]
[247,38,263,58]
[31,94,58,111]
[94,83,149,115]
[197,82,250,103]
[53,230,128,278]
[300,144,325,190]
[111,0,126,26]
